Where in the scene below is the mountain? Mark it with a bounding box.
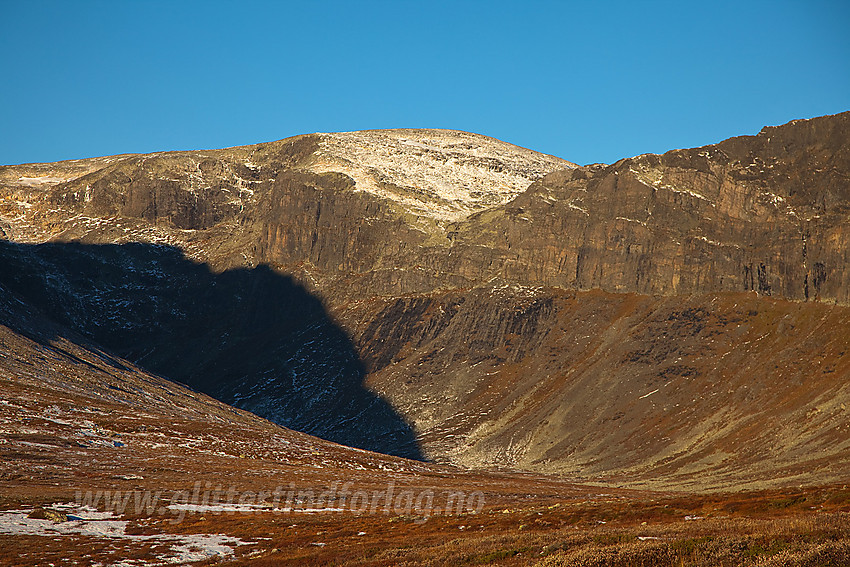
[1,115,849,490]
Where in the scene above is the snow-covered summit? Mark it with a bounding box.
[307,129,575,221]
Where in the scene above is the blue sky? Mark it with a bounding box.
[1,0,848,166]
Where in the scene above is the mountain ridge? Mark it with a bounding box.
[2,112,849,490]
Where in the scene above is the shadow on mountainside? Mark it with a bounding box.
[0,240,424,460]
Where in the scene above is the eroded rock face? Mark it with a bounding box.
[1,115,849,488]
[2,118,847,304]
[451,112,850,303]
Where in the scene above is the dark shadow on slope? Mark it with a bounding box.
[0,240,424,460]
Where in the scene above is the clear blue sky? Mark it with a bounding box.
[1,0,848,166]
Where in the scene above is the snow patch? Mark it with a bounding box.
[15,176,71,186]
[0,505,252,564]
[639,388,660,400]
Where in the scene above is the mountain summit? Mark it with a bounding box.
[307,129,575,221]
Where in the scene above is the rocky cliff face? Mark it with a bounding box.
[1,115,848,488]
[453,113,850,302]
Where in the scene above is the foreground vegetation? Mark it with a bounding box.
[3,485,849,566]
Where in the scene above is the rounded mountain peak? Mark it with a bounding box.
[306,128,575,221]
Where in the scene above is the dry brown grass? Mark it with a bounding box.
[3,486,840,566]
